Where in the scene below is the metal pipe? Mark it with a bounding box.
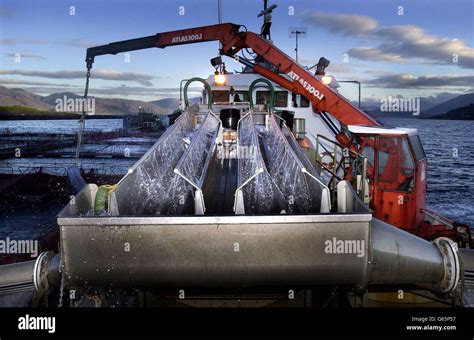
[338,80,361,108]
[0,252,60,295]
[217,0,222,24]
[369,219,454,290]
[0,260,35,292]
[459,248,474,287]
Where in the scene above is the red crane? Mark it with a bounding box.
[85,23,471,246]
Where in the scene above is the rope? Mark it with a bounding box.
[74,67,91,166]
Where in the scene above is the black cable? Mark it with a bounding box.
[319,112,339,136]
[321,111,340,134]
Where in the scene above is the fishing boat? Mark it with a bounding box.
[1,3,473,308]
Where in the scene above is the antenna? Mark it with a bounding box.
[289,27,307,62]
[217,0,222,52]
[258,0,277,40]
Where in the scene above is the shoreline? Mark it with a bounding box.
[0,114,122,121]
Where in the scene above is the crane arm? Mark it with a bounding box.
[86,23,243,67]
[85,23,380,127]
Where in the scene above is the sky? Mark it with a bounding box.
[0,0,473,104]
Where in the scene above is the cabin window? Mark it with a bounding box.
[256,91,288,107]
[361,136,375,168]
[377,136,415,192]
[408,135,426,161]
[212,90,229,103]
[401,138,415,177]
[300,95,310,107]
[233,91,248,102]
[274,91,288,107]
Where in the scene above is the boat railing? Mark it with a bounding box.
[314,134,370,204]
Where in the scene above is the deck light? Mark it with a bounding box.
[322,76,332,85]
[214,72,226,86]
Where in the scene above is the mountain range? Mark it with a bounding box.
[0,86,171,115]
[431,103,474,120]
[0,85,473,119]
[149,97,201,110]
[423,93,474,116]
[359,92,474,119]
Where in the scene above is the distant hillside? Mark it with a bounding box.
[0,105,55,116]
[43,92,171,115]
[0,86,52,111]
[360,98,442,119]
[149,97,201,110]
[359,93,474,119]
[0,86,172,115]
[0,105,122,120]
[430,104,474,120]
[423,93,474,117]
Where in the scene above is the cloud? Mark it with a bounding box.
[2,83,202,98]
[298,59,357,74]
[302,11,378,36]
[364,69,396,76]
[0,38,49,45]
[0,39,16,45]
[57,38,104,48]
[4,52,46,60]
[89,85,202,97]
[0,69,156,86]
[368,25,474,69]
[347,48,408,63]
[423,91,463,103]
[302,11,474,69]
[0,78,74,87]
[365,74,474,88]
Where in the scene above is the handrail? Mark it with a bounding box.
[315,134,369,202]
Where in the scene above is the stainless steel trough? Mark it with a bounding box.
[54,110,464,296]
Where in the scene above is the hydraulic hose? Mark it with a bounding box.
[248,78,275,112]
[183,77,212,109]
[94,184,116,214]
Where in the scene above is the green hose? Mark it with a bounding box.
[183,77,212,109]
[94,184,116,214]
[248,78,275,112]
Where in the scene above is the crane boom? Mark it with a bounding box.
[86,23,380,127]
